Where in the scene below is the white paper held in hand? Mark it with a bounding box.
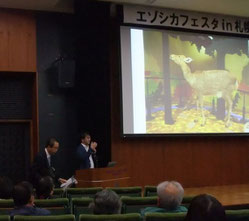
[60,176,78,190]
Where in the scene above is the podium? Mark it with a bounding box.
[75,166,131,188]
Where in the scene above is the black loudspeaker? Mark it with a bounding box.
[58,59,75,88]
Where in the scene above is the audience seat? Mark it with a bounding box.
[0,215,10,221]
[0,200,14,215]
[144,186,157,197]
[34,198,70,215]
[106,187,142,197]
[79,213,141,221]
[71,198,93,221]
[226,209,249,221]
[224,204,249,210]
[67,188,103,199]
[121,196,157,213]
[145,212,187,221]
[13,215,75,221]
[53,188,65,198]
[181,196,195,208]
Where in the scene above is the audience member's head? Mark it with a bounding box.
[0,176,13,199]
[185,194,227,221]
[89,189,122,214]
[13,181,34,207]
[157,181,184,210]
[36,176,54,199]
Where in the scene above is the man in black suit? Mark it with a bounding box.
[75,132,97,169]
[30,138,66,188]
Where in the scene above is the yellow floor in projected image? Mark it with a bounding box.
[146,109,245,133]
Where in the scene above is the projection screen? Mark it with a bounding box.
[120,26,249,135]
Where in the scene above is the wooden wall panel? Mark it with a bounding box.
[163,138,193,186]
[0,10,38,162]
[0,10,36,72]
[220,140,249,185]
[112,130,249,187]
[190,139,223,186]
[0,12,9,70]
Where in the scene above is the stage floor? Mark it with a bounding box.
[184,184,249,206]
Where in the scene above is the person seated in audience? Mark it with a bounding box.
[10,181,51,217]
[141,181,187,217]
[36,176,54,199]
[89,189,122,214]
[184,194,226,221]
[0,176,13,199]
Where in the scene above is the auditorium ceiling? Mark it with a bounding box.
[0,0,73,13]
[99,0,249,17]
[0,0,248,17]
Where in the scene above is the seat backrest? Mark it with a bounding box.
[181,196,195,205]
[226,209,249,221]
[53,188,65,198]
[144,186,157,197]
[13,214,75,221]
[106,187,142,197]
[224,204,249,210]
[0,215,10,221]
[145,212,187,221]
[180,196,195,209]
[0,199,14,215]
[67,188,103,199]
[121,196,157,213]
[79,213,141,221]
[34,198,70,215]
[71,198,93,221]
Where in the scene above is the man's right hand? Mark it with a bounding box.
[58,178,67,184]
[90,142,97,152]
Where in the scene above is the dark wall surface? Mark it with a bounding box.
[36,1,112,179]
[74,0,112,168]
[36,12,79,178]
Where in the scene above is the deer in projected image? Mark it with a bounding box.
[170,54,238,127]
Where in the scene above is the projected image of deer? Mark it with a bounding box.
[142,30,249,133]
[170,54,238,127]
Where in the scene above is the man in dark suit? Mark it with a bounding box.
[75,132,97,169]
[30,137,66,189]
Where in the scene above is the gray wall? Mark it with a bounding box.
[36,12,78,178]
[36,1,112,179]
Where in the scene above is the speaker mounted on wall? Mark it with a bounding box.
[58,58,75,88]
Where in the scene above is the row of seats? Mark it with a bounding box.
[0,196,194,215]
[53,186,249,210]
[0,195,194,221]
[52,186,166,198]
[1,210,249,221]
[1,197,249,221]
[53,186,144,198]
